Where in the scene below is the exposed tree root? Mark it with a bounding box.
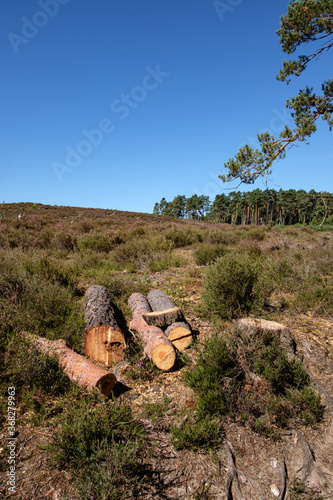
[295,430,317,481]
[278,457,287,500]
[223,440,244,500]
[294,429,330,491]
[310,376,333,415]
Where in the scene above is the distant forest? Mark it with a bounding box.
[153,189,333,226]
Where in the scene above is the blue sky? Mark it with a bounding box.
[1,0,332,213]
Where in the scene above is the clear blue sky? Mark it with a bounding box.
[1,0,332,213]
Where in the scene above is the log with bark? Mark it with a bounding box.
[145,289,183,327]
[83,285,125,367]
[146,289,192,351]
[128,293,176,371]
[22,332,117,397]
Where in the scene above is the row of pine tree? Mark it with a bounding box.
[153,189,333,226]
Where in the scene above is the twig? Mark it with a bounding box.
[323,308,333,323]
[17,435,33,457]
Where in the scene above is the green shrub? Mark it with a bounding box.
[201,253,267,319]
[244,227,266,241]
[251,333,310,395]
[165,228,202,247]
[110,237,174,271]
[183,334,238,418]
[79,233,114,253]
[193,243,227,265]
[0,250,84,350]
[147,253,187,272]
[124,337,159,382]
[174,330,324,449]
[290,479,324,499]
[45,388,147,499]
[142,394,170,423]
[171,414,221,451]
[53,232,76,251]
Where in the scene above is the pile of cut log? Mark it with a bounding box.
[22,285,193,397]
[128,289,193,371]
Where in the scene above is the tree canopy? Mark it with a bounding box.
[221,0,333,185]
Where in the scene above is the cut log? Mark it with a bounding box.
[128,293,176,371]
[146,289,192,349]
[145,289,184,327]
[238,318,296,360]
[22,332,117,397]
[165,322,192,351]
[83,285,125,367]
[142,307,183,327]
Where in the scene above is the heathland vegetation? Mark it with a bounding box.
[0,201,332,498]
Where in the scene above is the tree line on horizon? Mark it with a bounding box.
[153,189,333,226]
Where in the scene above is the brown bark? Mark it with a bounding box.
[147,289,176,312]
[165,322,192,351]
[22,332,117,397]
[128,293,176,371]
[83,285,125,367]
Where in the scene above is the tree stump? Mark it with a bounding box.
[128,293,176,371]
[22,332,117,397]
[238,318,296,360]
[83,285,125,367]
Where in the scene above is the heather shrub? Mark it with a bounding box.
[244,226,267,241]
[110,237,174,271]
[78,233,114,253]
[172,330,324,449]
[201,253,268,319]
[45,388,147,499]
[147,252,187,272]
[0,249,84,350]
[193,243,227,265]
[165,228,202,247]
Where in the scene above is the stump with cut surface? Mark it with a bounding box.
[83,285,125,367]
[22,332,117,397]
[128,293,176,371]
[238,318,296,360]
